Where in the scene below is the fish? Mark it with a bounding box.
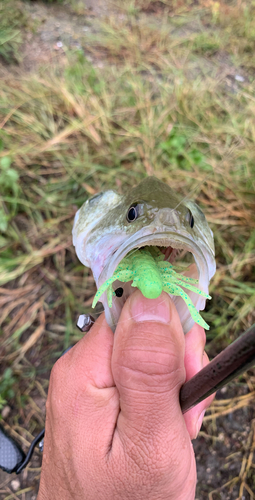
[72,176,216,333]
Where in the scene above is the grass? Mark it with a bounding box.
[0,0,255,498]
[0,0,31,64]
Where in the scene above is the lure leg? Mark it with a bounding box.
[163,271,210,298]
[163,281,209,330]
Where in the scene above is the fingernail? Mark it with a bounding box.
[130,291,171,324]
[195,409,205,438]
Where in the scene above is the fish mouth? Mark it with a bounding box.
[97,230,213,334]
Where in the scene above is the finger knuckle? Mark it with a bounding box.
[114,342,184,393]
[116,322,183,375]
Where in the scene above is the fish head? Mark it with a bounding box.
[73,177,216,333]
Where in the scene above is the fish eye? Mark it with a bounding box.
[127,203,139,222]
[126,202,144,223]
[186,209,195,228]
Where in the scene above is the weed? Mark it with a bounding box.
[0,0,29,64]
[192,32,221,56]
[0,368,17,411]
[160,127,210,171]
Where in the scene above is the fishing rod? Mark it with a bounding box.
[1,318,255,474]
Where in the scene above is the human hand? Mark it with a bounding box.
[38,291,213,500]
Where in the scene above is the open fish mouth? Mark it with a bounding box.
[97,230,213,334]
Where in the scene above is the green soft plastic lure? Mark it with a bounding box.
[92,246,211,330]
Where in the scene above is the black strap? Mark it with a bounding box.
[0,346,73,474]
[15,428,45,474]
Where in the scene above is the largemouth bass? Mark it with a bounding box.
[72,177,216,333]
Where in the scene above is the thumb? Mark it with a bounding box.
[111,290,186,437]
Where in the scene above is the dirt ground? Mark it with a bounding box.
[0,1,255,499]
[15,0,112,71]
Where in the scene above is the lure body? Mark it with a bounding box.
[129,248,163,299]
[93,247,211,330]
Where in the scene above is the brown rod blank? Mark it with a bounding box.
[180,323,255,413]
